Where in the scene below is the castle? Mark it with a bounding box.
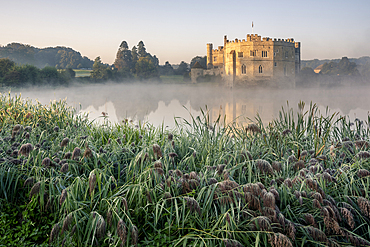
[191,34,301,87]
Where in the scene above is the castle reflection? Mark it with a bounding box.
[8,83,370,128]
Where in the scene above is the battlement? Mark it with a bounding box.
[212,46,224,52]
[223,34,297,45]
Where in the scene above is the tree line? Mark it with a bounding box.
[297,57,370,87]
[0,58,75,87]
[0,43,93,69]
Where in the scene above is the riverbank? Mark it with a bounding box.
[0,94,370,246]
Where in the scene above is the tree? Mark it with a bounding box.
[40,66,59,84]
[158,61,174,76]
[114,41,133,77]
[91,57,111,81]
[0,58,15,79]
[190,56,206,69]
[135,57,159,80]
[137,41,147,58]
[175,61,189,75]
[131,46,138,74]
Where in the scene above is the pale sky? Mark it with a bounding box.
[1,0,369,65]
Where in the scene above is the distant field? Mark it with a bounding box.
[74,69,92,77]
[160,75,185,83]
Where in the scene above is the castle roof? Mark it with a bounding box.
[192,61,204,69]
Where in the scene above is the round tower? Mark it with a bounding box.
[206,43,213,69]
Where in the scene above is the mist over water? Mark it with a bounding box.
[5,82,370,128]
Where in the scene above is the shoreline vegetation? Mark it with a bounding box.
[1,41,370,87]
[1,94,370,246]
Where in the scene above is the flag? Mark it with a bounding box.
[252,21,254,28]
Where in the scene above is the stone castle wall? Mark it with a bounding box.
[192,34,301,87]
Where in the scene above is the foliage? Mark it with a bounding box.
[0,43,93,69]
[113,41,159,81]
[0,58,72,87]
[2,94,370,246]
[91,57,113,81]
[190,56,207,69]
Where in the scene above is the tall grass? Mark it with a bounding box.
[1,92,370,246]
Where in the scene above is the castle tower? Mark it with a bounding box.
[294,42,301,75]
[207,43,213,69]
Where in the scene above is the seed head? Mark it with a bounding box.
[61,213,73,234]
[358,169,370,178]
[64,152,72,159]
[246,123,261,134]
[174,169,183,177]
[272,161,282,172]
[287,155,298,164]
[60,137,69,147]
[106,210,112,227]
[306,226,327,243]
[72,147,81,160]
[256,159,273,174]
[168,152,178,158]
[117,219,127,245]
[18,143,33,156]
[313,199,322,209]
[154,161,162,168]
[152,144,162,159]
[83,146,93,158]
[23,177,35,187]
[282,129,291,136]
[250,216,271,231]
[357,196,370,217]
[96,214,106,239]
[168,133,173,141]
[60,163,69,173]
[122,197,128,211]
[131,225,138,246]
[263,192,276,209]
[41,157,51,168]
[184,197,201,215]
[269,233,293,247]
[305,213,317,227]
[60,189,67,205]
[340,207,354,230]
[53,126,60,132]
[29,181,40,199]
[89,170,97,196]
[217,164,226,175]
[285,220,296,241]
[49,223,60,244]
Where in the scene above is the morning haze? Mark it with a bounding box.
[2,1,370,246]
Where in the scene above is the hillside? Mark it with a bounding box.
[0,43,94,69]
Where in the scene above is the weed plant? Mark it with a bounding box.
[1,93,370,246]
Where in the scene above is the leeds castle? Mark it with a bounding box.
[191,34,301,87]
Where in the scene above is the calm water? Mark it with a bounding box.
[5,83,370,128]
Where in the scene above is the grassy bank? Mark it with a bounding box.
[1,93,370,246]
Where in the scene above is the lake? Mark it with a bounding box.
[5,83,370,128]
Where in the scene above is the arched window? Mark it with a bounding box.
[241,64,246,74]
[259,65,263,73]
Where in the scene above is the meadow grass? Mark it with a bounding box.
[74,70,92,77]
[1,93,370,246]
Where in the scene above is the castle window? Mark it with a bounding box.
[262,51,267,57]
[285,51,288,58]
[259,65,263,73]
[238,52,243,57]
[214,57,217,62]
[214,66,218,68]
[274,52,276,57]
[274,62,277,67]
[241,64,246,74]
[250,50,256,56]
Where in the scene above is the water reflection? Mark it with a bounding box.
[6,83,370,128]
